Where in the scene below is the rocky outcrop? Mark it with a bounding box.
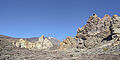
[76,14,112,39]
[59,14,120,50]
[112,15,120,40]
[13,35,53,50]
[75,14,114,49]
[24,36,61,50]
[36,35,53,49]
[59,36,77,50]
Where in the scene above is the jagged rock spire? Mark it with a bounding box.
[87,14,100,23]
[66,36,72,40]
[93,14,97,17]
[104,14,110,17]
[103,14,111,19]
[39,35,45,41]
[77,27,82,33]
[113,14,118,17]
[112,14,119,19]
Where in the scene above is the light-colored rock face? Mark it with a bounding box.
[15,39,36,49]
[113,28,120,34]
[112,15,120,31]
[15,39,27,48]
[82,14,111,36]
[112,15,120,39]
[37,37,53,49]
[59,36,77,50]
[13,35,53,50]
[76,14,113,48]
[59,14,120,51]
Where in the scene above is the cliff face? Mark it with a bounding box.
[59,14,120,50]
[76,14,112,39]
[112,15,120,39]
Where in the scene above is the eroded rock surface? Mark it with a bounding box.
[59,36,77,50]
[12,35,54,50]
[59,14,120,51]
[112,15,120,40]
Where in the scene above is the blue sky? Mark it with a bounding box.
[0,0,120,40]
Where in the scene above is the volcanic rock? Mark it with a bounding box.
[12,35,54,50]
[60,14,120,50]
[59,36,77,50]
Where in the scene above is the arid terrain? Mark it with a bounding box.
[0,14,120,60]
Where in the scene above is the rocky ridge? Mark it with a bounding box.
[13,35,60,50]
[59,14,120,52]
[0,35,60,50]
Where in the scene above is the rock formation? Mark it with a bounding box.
[0,14,120,60]
[59,36,77,50]
[36,35,53,49]
[12,35,54,50]
[112,15,120,40]
[59,14,120,50]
